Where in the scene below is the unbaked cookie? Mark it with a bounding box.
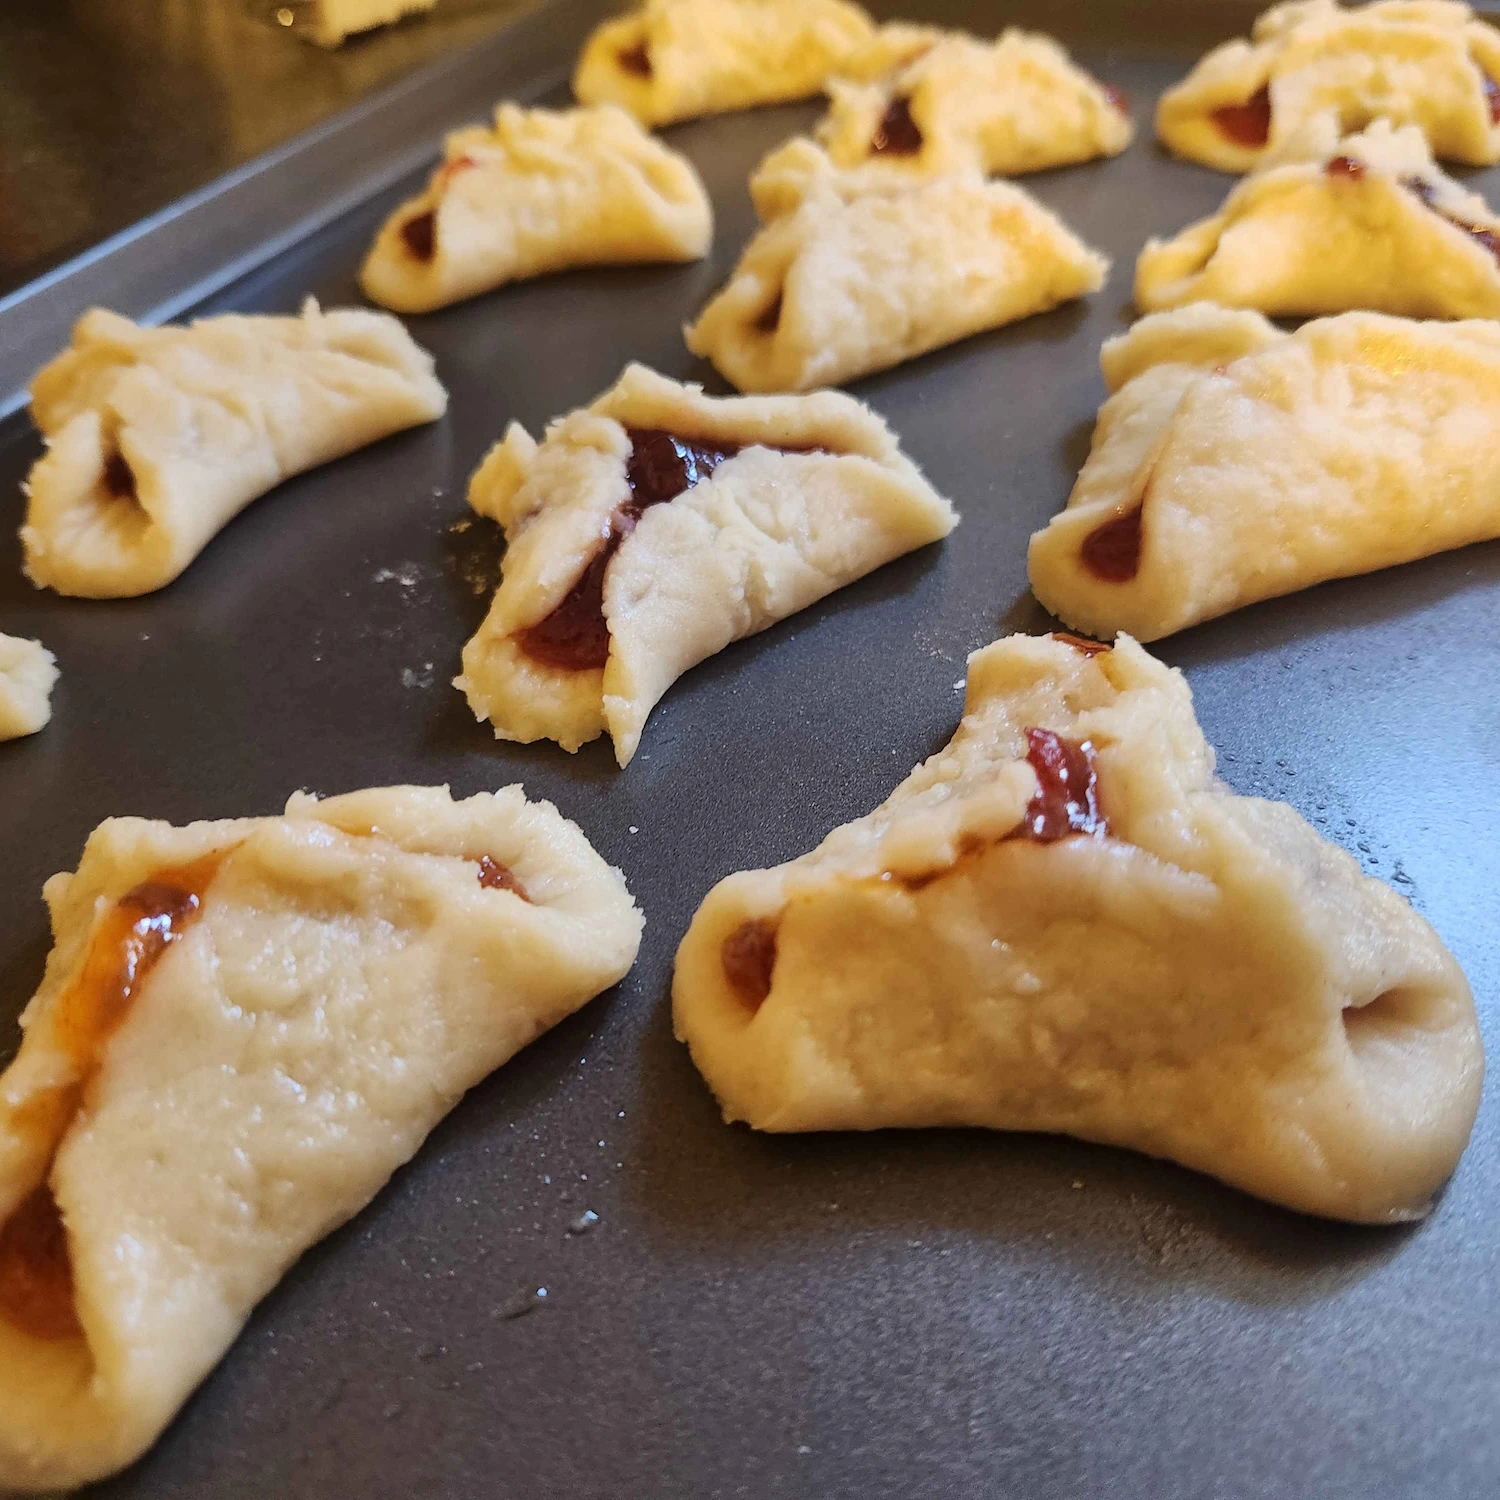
[688,141,1108,392]
[1158,0,1500,172]
[808,29,1133,181]
[1027,302,1500,640]
[457,363,956,765]
[1136,117,1500,316]
[360,104,713,314]
[573,0,876,127]
[673,631,1482,1224]
[0,635,57,741]
[22,302,447,599]
[0,784,641,1493]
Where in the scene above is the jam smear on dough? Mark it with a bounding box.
[1080,505,1143,582]
[1402,176,1500,262]
[475,854,529,899]
[721,917,780,1010]
[871,95,923,155]
[1211,85,1271,148]
[1326,155,1367,179]
[618,40,652,78]
[0,852,224,1342]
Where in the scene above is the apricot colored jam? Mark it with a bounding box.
[721,917,780,1011]
[401,210,436,262]
[871,95,923,155]
[1016,728,1105,843]
[475,855,528,898]
[1212,84,1271,148]
[1080,506,1143,582]
[0,852,222,1342]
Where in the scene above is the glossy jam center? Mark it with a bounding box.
[1080,506,1143,582]
[1326,154,1366,179]
[475,855,528,899]
[0,852,222,1343]
[618,40,652,77]
[870,95,923,155]
[1403,175,1500,262]
[401,210,437,262]
[1212,84,1271,147]
[721,917,779,1010]
[1015,728,1106,843]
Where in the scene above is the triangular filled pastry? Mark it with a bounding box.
[803,29,1132,182]
[687,141,1109,392]
[572,0,877,127]
[0,634,57,741]
[1136,117,1500,316]
[1027,302,1500,640]
[1158,0,1500,172]
[359,104,713,314]
[673,632,1483,1224]
[21,303,447,599]
[456,363,956,765]
[0,784,641,1492]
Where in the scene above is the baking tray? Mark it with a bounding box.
[1,1,1496,1495]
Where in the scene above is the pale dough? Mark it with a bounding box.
[1027,302,1500,640]
[22,301,447,599]
[572,0,877,127]
[308,0,436,46]
[0,784,641,1493]
[359,103,713,314]
[1158,0,1500,172]
[673,632,1483,1224]
[688,141,1108,392]
[0,634,57,741]
[1136,116,1500,316]
[457,362,957,765]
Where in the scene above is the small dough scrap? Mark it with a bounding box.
[674,632,1483,1224]
[359,103,713,314]
[689,143,1108,392]
[307,0,436,46]
[457,363,956,765]
[1137,117,1500,316]
[1027,303,1500,640]
[0,784,641,1493]
[1158,0,1500,172]
[0,634,58,741]
[833,21,947,82]
[802,30,1133,184]
[22,302,447,599]
[573,0,877,127]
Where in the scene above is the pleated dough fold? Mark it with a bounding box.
[0,634,57,741]
[359,103,713,314]
[456,363,957,765]
[1158,0,1500,172]
[1027,302,1500,640]
[673,632,1483,1224]
[21,302,447,598]
[573,0,876,127]
[0,784,641,1493]
[1136,117,1500,316]
[687,142,1108,392]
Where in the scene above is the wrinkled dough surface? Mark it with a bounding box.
[456,363,956,764]
[360,104,712,313]
[1158,0,1500,171]
[673,633,1482,1224]
[0,784,641,1493]
[1028,302,1500,639]
[22,302,447,598]
[690,146,1108,392]
[0,634,58,740]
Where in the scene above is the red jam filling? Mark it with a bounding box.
[1403,176,1500,262]
[618,40,652,78]
[1015,728,1106,843]
[1212,84,1271,148]
[1102,83,1130,115]
[0,854,222,1342]
[1080,506,1143,582]
[1484,71,1500,124]
[1051,632,1111,657]
[102,449,137,503]
[871,95,923,156]
[1326,155,1366,179]
[721,917,779,1010]
[475,854,528,899]
[401,210,436,262]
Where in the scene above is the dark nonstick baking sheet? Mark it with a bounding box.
[1,0,1496,1494]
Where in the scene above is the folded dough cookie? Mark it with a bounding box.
[674,632,1483,1224]
[688,142,1108,392]
[0,634,58,741]
[1136,117,1500,316]
[0,783,641,1493]
[359,103,713,314]
[805,30,1132,183]
[573,0,876,127]
[457,363,956,765]
[1158,0,1500,172]
[21,303,447,599]
[1027,302,1500,640]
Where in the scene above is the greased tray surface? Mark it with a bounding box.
[1,1,1496,1495]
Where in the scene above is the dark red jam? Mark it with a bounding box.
[0,1187,78,1343]
[401,210,436,262]
[1212,84,1271,148]
[871,95,923,156]
[475,855,528,899]
[755,293,783,334]
[1402,176,1500,262]
[1015,728,1106,843]
[1326,155,1366,179]
[1080,506,1143,582]
[102,449,136,502]
[618,40,652,78]
[1483,70,1500,124]
[721,917,779,1010]
[1102,83,1129,115]
[1051,632,1111,657]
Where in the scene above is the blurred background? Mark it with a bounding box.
[0,0,533,299]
